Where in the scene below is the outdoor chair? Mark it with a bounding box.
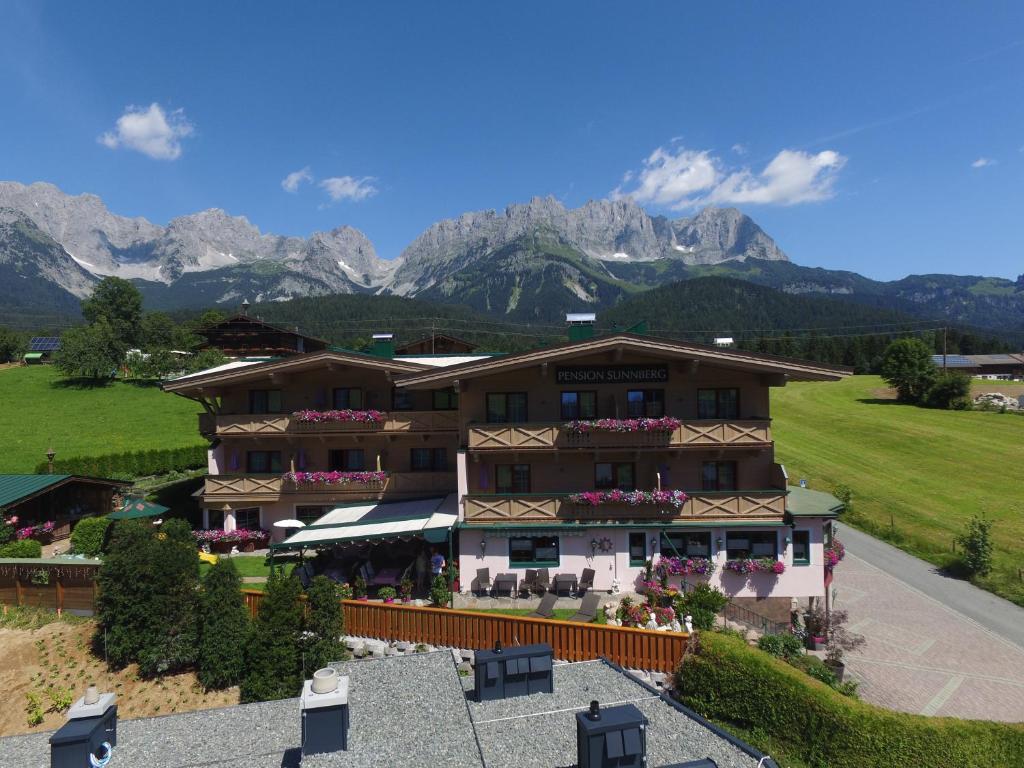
[578,568,595,595]
[472,568,492,596]
[527,591,558,619]
[534,568,551,595]
[519,569,538,596]
[568,592,602,623]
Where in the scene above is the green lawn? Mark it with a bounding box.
[199,555,297,583]
[0,365,203,473]
[773,375,1024,606]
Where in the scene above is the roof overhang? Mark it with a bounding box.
[784,485,845,519]
[163,349,432,394]
[394,333,851,388]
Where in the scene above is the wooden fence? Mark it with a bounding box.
[0,560,101,615]
[241,590,687,674]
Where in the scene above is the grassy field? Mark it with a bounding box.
[773,375,1024,606]
[0,365,203,473]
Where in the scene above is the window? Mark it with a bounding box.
[509,536,559,567]
[486,392,528,423]
[333,388,363,409]
[726,531,778,560]
[561,391,597,420]
[626,389,665,417]
[234,507,260,530]
[697,388,740,419]
[701,461,737,491]
[207,508,225,530]
[595,462,636,491]
[296,505,328,525]
[495,464,530,493]
[392,389,415,411]
[246,451,282,473]
[410,447,448,472]
[792,530,810,565]
[328,449,365,471]
[249,389,283,414]
[628,532,647,567]
[660,531,711,558]
[432,388,459,410]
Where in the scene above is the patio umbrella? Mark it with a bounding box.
[273,519,307,529]
[109,499,170,520]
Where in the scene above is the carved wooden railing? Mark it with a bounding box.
[462,490,787,523]
[200,410,459,437]
[467,419,771,450]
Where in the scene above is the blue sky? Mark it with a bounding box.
[1,1,1021,280]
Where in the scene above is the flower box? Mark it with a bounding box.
[824,539,846,571]
[564,417,682,434]
[292,409,385,424]
[653,555,715,578]
[568,489,688,509]
[723,557,785,575]
[283,470,387,486]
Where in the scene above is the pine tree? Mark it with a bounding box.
[241,570,304,702]
[198,558,251,690]
[303,576,348,674]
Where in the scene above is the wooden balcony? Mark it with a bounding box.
[462,490,787,523]
[466,419,771,451]
[203,471,457,503]
[199,411,459,437]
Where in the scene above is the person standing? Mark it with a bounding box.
[430,548,445,579]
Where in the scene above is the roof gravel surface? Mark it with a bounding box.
[0,653,760,767]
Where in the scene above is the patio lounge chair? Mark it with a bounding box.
[526,592,558,619]
[568,592,602,623]
[578,568,595,595]
[519,569,538,596]
[534,568,550,595]
[472,568,492,596]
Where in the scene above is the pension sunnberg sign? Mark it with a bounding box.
[555,364,669,385]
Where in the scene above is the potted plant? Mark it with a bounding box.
[338,582,354,600]
[378,586,397,603]
[400,577,414,603]
[803,602,828,650]
[450,562,460,593]
[353,574,368,601]
[822,608,865,681]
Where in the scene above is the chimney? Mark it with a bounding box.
[567,313,597,342]
[371,333,394,358]
[50,685,118,768]
[241,299,250,316]
[575,701,647,768]
[300,668,350,756]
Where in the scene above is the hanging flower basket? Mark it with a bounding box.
[292,409,385,424]
[824,539,846,571]
[284,471,387,486]
[723,557,785,576]
[564,417,682,434]
[568,489,688,509]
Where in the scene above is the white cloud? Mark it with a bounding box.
[971,157,996,168]
[281,166,313,193]
[614,144,846,208]
[98,103,194,160]
[708,149,846,205]
[731,143,748,155]
[319,176,378,202]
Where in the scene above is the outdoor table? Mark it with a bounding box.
[370,568,401,586]
[493,573,517,597]
[553,573,578,596]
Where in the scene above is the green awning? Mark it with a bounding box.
[23,352,43,360]
[785,485,844,518]
[109,499,170,520]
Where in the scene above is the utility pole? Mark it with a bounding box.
[943,327,947,371]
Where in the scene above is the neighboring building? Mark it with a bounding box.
[23,336,60,364]
[197,304,329,358]
[931,353,1024,379]
[165,317,849,617]
[394,332,479,356]
[0,474,130,539]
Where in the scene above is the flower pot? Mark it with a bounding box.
[453,578,460,592]
[824,660,845,681]
[239,540,256,553]
[357,596,368,601]
[384,598,395,604]
[212,540,233,554]
[402,597,412,604]
[807,635,827,651]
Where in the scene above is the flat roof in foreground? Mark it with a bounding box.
[0,651,769,767]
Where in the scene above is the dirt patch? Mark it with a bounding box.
[0,619,238,737]
[971,381,1024,397]
[869,387,898,400]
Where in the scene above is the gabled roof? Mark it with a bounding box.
[0,474,130,509]
[395,332,851,388]
[197,314,330,346]
[393,332,479,354]
[163,348,432,393]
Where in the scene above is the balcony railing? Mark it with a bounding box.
[467,419,771,451]
[203,471,457,502]
[199,410,459,437]
[462,489,787,523]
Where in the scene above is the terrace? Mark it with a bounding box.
[199,410,460,437]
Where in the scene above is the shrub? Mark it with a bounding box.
[880,338,937,404]
[70,517,112,558]
[676,631,1024,768]
[197,558,251,690]
[0,539,43,558]
[673,582,728,631]
[757,632,804,661]
[429,574,450,607]
[956,515,994,576]
[923,371,971,410]
[35,444,207,480]
[303,576,348,674]
[353,573,367,599]
[241,570,304,702]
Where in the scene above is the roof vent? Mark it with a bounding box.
[370,333,394,359]
[576,701,647,768]
[567,313,597,342]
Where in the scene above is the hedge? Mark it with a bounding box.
[35,445,207,480]
[675,631,1024,768]
[0,540,43,558]
[70,516,112,557]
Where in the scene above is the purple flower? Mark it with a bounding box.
[292,409,385,424]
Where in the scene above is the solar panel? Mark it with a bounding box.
[29,337,61,351]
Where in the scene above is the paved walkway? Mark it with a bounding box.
[836,529,1024,722]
